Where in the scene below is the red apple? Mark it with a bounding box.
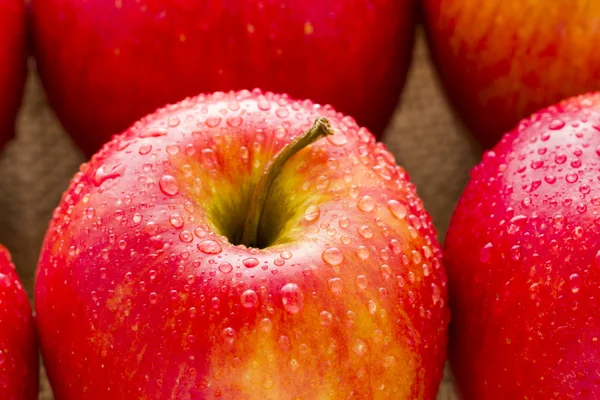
[445,93,600,398]
[35,90,449,399]
[423,0,600,148]
[0,245,38,400]
[31,0,415,156]
[0,0,27,149]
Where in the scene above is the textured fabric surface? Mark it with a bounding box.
[2,30,476,399]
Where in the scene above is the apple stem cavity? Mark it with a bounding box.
[241,117,334,248]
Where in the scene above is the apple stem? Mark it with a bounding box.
[241,117,334,247]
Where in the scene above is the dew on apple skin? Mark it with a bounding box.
[165,144,179,155]
[280,283,304,314]
[278,335,291,351]
[243,257,259,268]
[139,144,152,155]
[322,247,344,266]
[222,327,236,345]
[149,292,158,304]
[479,243,493,263]
[549,119,566,130]
[179,230,193,243]
[356,275,368,290]
[355,246,369,260]
[259,318,273,333]
[387,199,407,219]
[357,225,374,239]
[328,278,343,294]
[169,213,184,228]
[159,175,180,196]
[353,339,367,356]
[357,195,376,212]
[197,240,222,254]
[304,205,320,222]
[240,289,258,308]
[339,217,350,228]
[565,172,579,183]
[569,274,582,293]
[218,262,233,273]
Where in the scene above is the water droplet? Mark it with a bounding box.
[281,283,304,314]
[358,225,373,239]
[322,247,344,266]
[545,175,556,184]
[549,119,565,130]
[166,144,179,155]
[133,213,142,223]
[509,245,521,261]
[304,206,320,222]
[139,144,152,155]
[555,153,567,164]
[580,185,591,195]
[387,199,407,219]
[257,98,271,110]
[240,290,258,308]
[275,106,289,118]
[159,175,180,196]
[149,292,158,304]
[197,240,222,254]
[327,130,347,146]
[530,160,543,169]
[570,273,582,293]
[566,172,579,183]
[243,257,259,268]
[222,327,236,345]
[339,217,350,228]
[507,215,527,235]
[206,117,222,127]
[320,311,333,325]
[357,195,375,212]
[260,318,273,333]
[328,278,343,294]
[226,116,243,127]
[179,230,193,242]
[169,213,184,228]
[356,275,368,290]
[389,239,402,254]
[479,243,493,263]
[355,246,369,260]
[368,300,377,314]
[218,263,233,273]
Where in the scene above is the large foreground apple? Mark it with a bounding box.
[31,0,415,156]
[445,93,600,398]
[0,0,27,149]
[0,245,38,399]
[423,0,600,148]
[35,90,449,399]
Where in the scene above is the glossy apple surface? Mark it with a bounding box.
[445,93,600,399]
[35,90,449,399]
[31,0,415,156]
[423,0,600,148]
[0,0,27,148]
[0,245,38,400]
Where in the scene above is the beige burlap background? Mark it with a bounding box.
[0,30,479,399]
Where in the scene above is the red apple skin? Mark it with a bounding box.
[0,245,38,400]
[0,0,27,149]
[35,90,449,399]
[445,93,600,399]
[423,0,600,148]
[31,0,415,157]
